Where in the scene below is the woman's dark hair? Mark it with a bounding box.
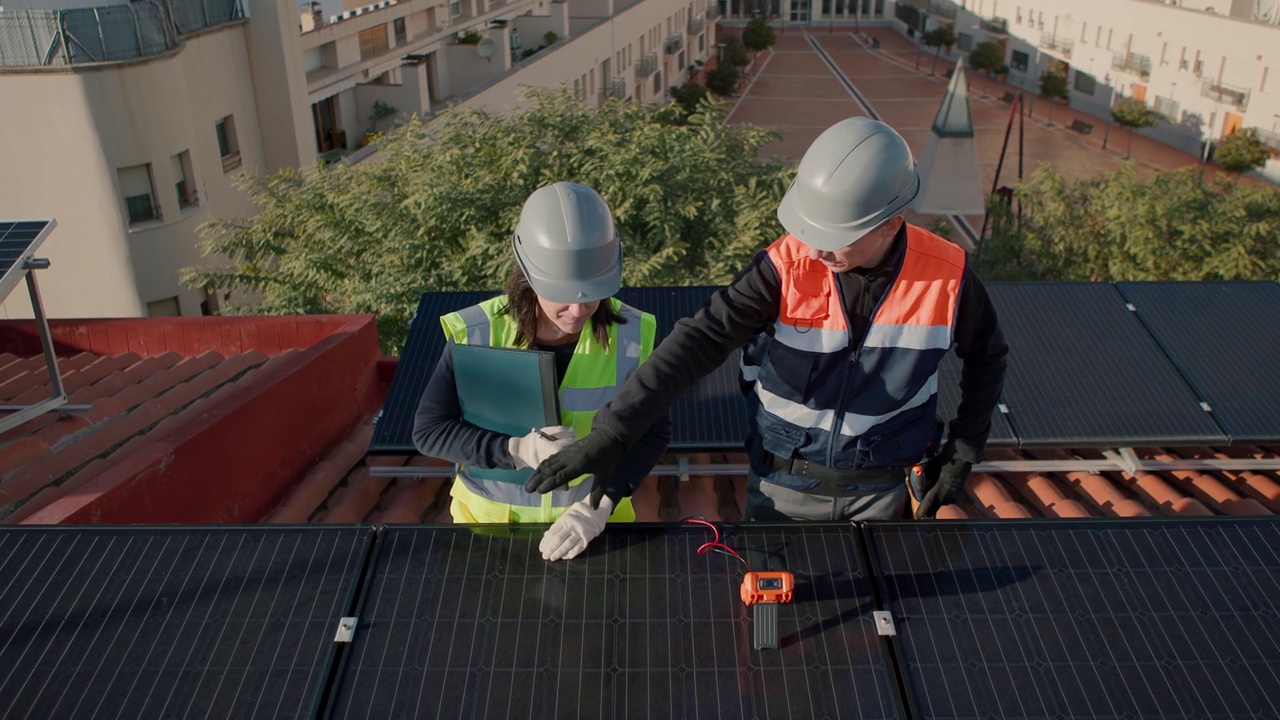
[500,266,625,350]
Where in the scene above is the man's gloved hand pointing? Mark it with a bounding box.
[524,428,626,509]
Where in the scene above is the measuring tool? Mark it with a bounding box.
[740,571,794,650]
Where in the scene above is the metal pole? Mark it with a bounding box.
[1017,91,1025,230]
[979,94,1020,242]
[25,266,67,403]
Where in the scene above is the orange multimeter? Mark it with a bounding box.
[740,571,794,650]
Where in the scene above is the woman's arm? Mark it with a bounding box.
[411,341,516,469]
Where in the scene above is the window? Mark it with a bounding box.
[358,25,388,60]
[1153,95,1179,121]
[449,0,460,16]
[146,297,181,317]
[118,164,158,225]
[1073,71,1096,95]
[653,70,661,95]
[171,150,197,209]
[956,32,973,53]
[394,17,407,45]
[215,115,240,172]
[1010,50,1029,73]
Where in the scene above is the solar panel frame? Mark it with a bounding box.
[0,525,373,720]
[987,283,1227,447]
[864,518,1280,720]
[324,523,905,720]
[0,219,55,302]
[1117,281,1280,444]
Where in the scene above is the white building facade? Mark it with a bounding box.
[0,0,719,319]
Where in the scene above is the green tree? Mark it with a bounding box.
[1214,128,1273,178]
[742,16,776,59]
[968,40,1006,97]
[978,163,1280,283]
[705,64,740,96]
[1037,68,1068,126]
[182,89,792,353]
[670,81,709,116]
[921,25,956,75]
[723,36,750,68]
[1109,96,1158,158]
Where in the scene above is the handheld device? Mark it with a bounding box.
[740,571,794,650]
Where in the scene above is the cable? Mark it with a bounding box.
[685,517,751,570]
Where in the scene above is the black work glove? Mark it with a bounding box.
[915,444,973,519]
[524,428,627,509]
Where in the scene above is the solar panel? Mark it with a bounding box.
[987,283,1226,447]
[370,291,499,453]
[865,519,1280,720]
[1117,282,1280,444]
[936,351,1017,447]
[0,220,55,301]
[0,526,372,720]
[325,524,904,720]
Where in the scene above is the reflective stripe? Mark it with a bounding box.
[772,322,849,353]
[456,467,592,506]
[455,304,491,345]
[560,304,644,412]
[740,359,760,382]
[862,322,952,350]
[838,374,938,437]
[756,382,837,430]
[560,386,616,412]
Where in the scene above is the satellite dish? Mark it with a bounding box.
[476,37,497,61]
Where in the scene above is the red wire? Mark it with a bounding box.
[685,518,746,564]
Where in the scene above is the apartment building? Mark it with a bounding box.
[893,0,1280,182]
[0,0,718,319]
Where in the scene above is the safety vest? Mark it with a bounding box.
[440,295,657,523]
[747,225,965,471]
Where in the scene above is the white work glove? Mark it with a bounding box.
[540,496,614,561]
[508,426,576,470]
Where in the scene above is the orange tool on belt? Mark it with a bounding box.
[740,571,794,650]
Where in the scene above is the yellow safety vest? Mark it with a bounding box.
[440,295,657,523]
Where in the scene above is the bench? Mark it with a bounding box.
[1068,119,1094,135]
[1000,91,1017,104]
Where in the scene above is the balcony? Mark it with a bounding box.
[705,3,720,20]
[1038,33,1074,58]
[603,77,627,99]
[1253,127,1280,155]
[1111,52,1152,80]
[979,17,1008,36]
[929,1,957,19]
[664,35,683,55]
[688,16,704,36]
[1201,80,1250,110]
[636,52,658,77]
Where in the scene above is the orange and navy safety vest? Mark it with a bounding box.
[744,225,965,470]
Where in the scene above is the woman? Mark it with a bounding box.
[412,182,670,561]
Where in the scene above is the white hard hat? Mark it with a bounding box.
[512,182,623,303]
[776,117,920,252]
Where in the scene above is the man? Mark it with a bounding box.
[526,118,1007,521]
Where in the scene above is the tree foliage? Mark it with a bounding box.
[670,81,709,116]
[742,16,776,55]
[968,41,1006,75]
[1038,69,1068,100]
[1109,97,1158,130]
[921,25,956,74]
[723,36,750,68]
[183,89,792,353]
[977,163,1280,283]
[705,64,740,96]
[1215,128,1273,177]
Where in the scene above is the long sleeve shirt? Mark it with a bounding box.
[412,339,672,496]
[594,226,1008,465]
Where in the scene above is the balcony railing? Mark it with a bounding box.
[929,1,957,19]
[979,17,1008,35]
[1038,33,1074,57]
[636,53,658,78]
[1252,127,1280,155]
[1201,80,1250,110]
[1112,52,1152,79]
[705,4,721,19]
[603,77,626,99]
[664,35,683,55]
[688,16,705,35]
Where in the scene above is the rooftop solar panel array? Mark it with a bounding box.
[865,518,1280,720]
[374,281,1280,455]
[1118,282,1280,445]
[0,526,372,720]
[325,524,902,720]
[987,283,1227,447]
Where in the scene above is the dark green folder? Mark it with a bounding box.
[452,343,560,484]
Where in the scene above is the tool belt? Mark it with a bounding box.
[760,449,906,496]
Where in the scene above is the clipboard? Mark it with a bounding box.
[452,343,560,484]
